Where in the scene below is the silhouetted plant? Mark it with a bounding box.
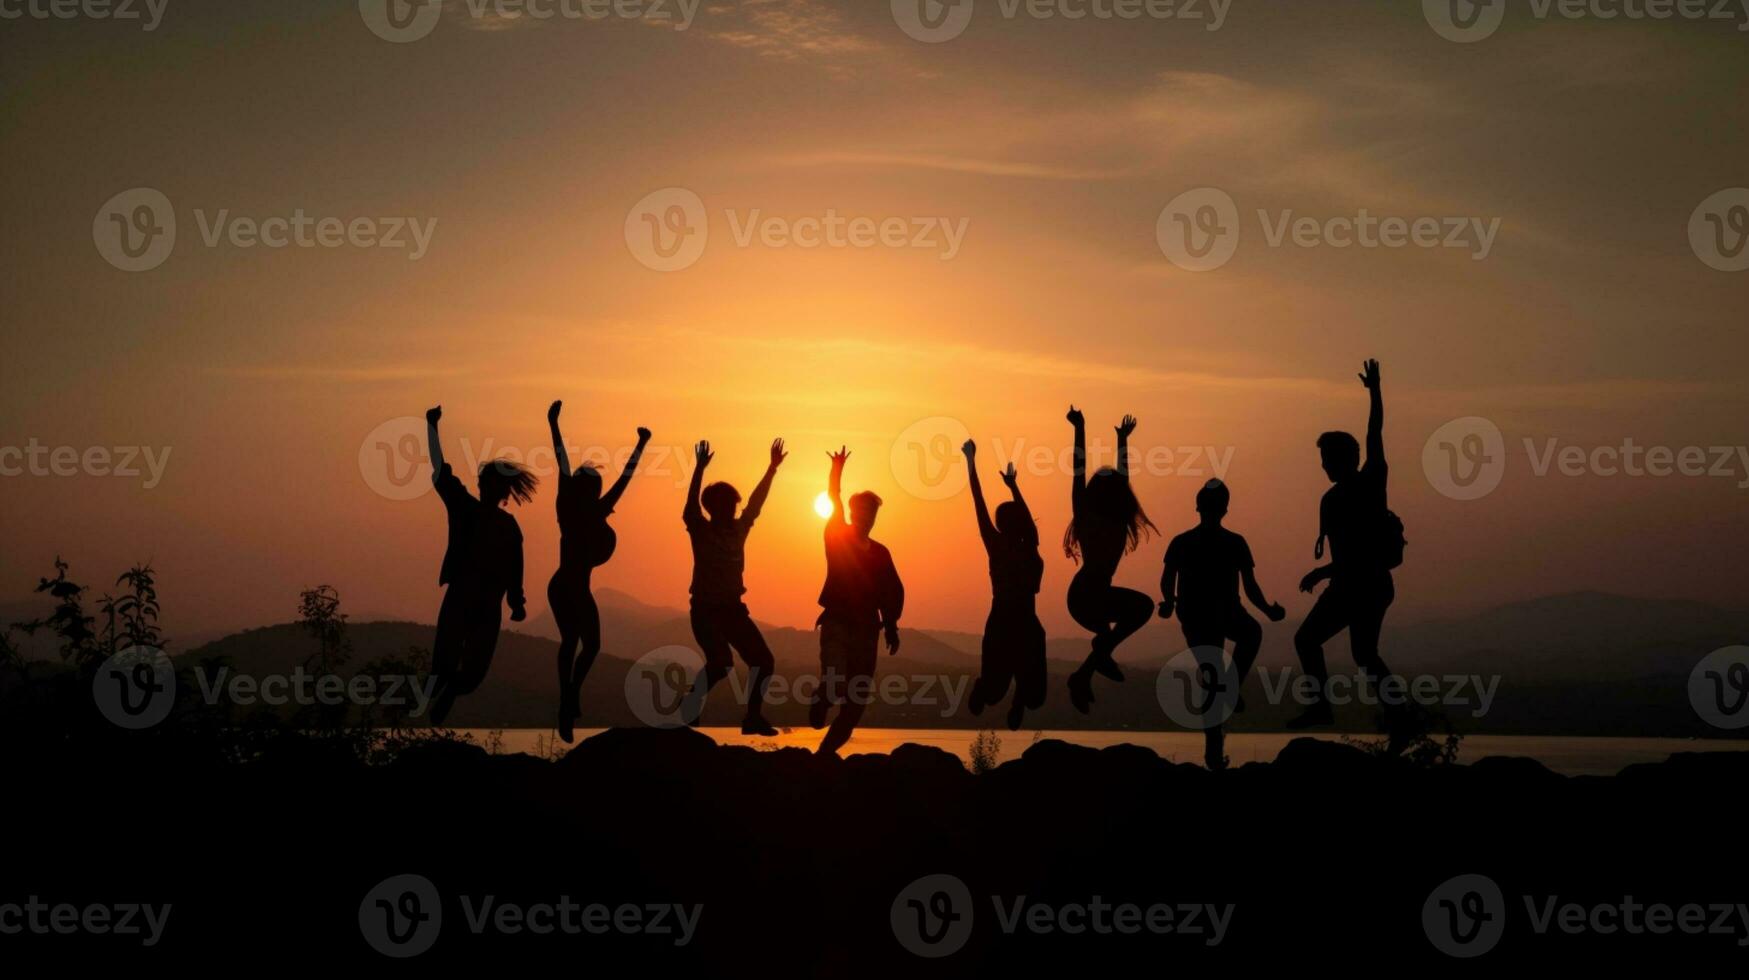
[98,564,162,654]
[969,729,1002,774]
[1342,703,1462,767]
[14,558,100,670]
[297,584,350,673]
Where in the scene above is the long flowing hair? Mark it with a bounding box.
[478,458,538,506]
[1063,467,1156,561]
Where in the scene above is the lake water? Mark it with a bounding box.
[455,728,1749,777]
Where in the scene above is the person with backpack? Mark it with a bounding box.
[1288,359,1404,729]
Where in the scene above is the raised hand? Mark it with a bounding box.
[1116,414,1138,439]
[1066,405,1084,427]
[962,439,976,458]
[547,400,562,424]
[1001,461,1018,488]
[425,405,442,426]
[828,446,851,467]
[636,426,652,443]
[695,440,713,467]
[1358,359,1381,390]
[770,438,789,468]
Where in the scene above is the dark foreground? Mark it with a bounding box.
[11,728,1749,972]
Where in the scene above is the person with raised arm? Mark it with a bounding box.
[1062,408,1157,714]
[1288,359,1402,729]
[425,405,536,726]
[810,446,904,756]
[677,437,786,736]
[1159,478,1286,770]
[547,399,650,743]
[961,440,1047,730]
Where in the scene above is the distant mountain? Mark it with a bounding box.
[156,590,1749,737]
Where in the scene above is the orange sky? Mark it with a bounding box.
[3,1,1747,640]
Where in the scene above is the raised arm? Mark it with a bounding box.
[1000,462,1036,545]
[827,447,850,526]
[425,405,445,474]
[741,438,786,526]
[684,440,711,527]
[962,440,995,542]
[1115,414,1137,478]
[601,427,652,512]
[547,400,570,478]
[1360,359,1383,465]
[1067,405,1087,511]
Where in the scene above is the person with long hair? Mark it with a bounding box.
[425,405,537,726]
[961,439,1046,730]
[1063,407,1156,713]
[547,400,650,742]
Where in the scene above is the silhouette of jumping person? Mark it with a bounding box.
[425,405,536,726]
[1159,478,1286,770]
[547,400,650,743]
[678,438,787,736]
[961,439,1046,730]
[811,447,904,757]
[1289,359,1398,729]
[1063,408,1157,714]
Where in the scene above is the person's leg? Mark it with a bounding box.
[720,606,777,733]
[1066,577,1109,711]
[549,573,581,740]
[818,627,877,756]
[1091,581,1161,682]
[1348,575,1395,683]
[1289,586,1350,728]
[1179,621,1229,765]
[568,589,603,700]
[430,584,465,700]
[1228,609,1263,709]
[682,604,734,726]
[444,597,503,725]
[1018,615,1047,710]
[811,619,844,729]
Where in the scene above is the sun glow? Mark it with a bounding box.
[813,491,833,519]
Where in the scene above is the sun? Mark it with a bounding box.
[813,491,833,519]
